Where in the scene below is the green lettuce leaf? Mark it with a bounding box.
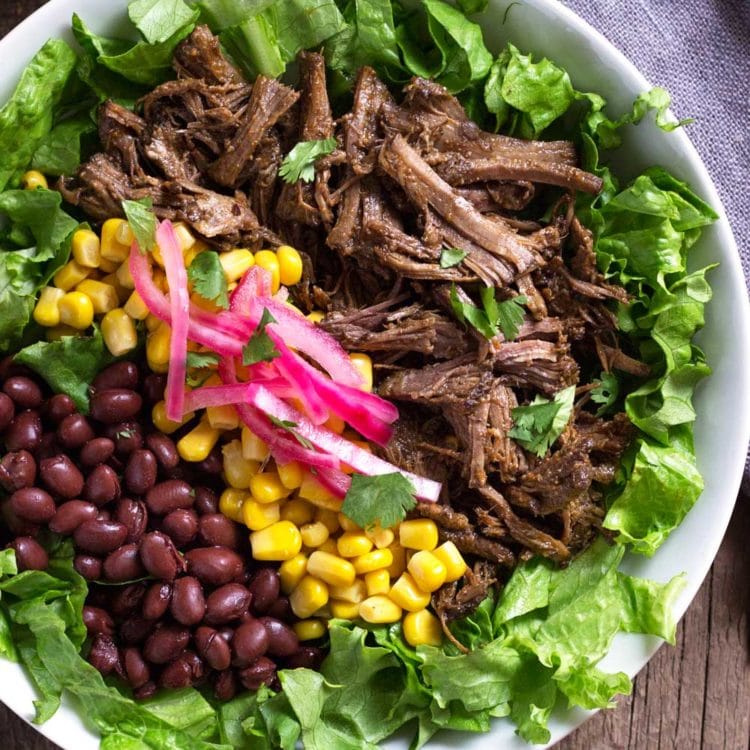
[31,116,97,176]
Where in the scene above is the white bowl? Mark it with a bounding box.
[1,1,748,748]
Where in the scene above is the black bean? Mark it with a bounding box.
[34,432,59,462]
[56,413,95,450]
[74,519,128,555]
[195,447,222,475]
[217,627,235,644]
[170,576,206,626]
[232,619,270,667]
[161,509,199,548]
[195,626,232,671]
[248,569,280,616]
[213,670,237,701]
[139,531,185,581]
[83,464,121,506]
[74,554,102,580]
[142,374,166,405]
[105,420,144,457]
[145,433,179,471]
[0,393,15,431]
[103,544,145,582]
[145,480,194,516]
[123,647,150,689]
[124,449,158,495]
[79,437,115,467]
[92,362,139,393]
[185,547,244,587]
[204,583,252,626]
[39,454,84,499]
[198,513,241,549]
[142,582,172,620]
[50,500,98,534]
[238,657,276,691]
[88,634,120,676]
[0,499,39,537]
[3,376,43,410]
[194,487,219,516]
[0,450,37,492]
[113,499,147,545]
[9,536,48,571]
[43,394,76,424]
[96,509,112,521]
[109,582,147,618]
[265,597,293,623]
[82,605,114,637]
[5,410,42,452]
[119,615,155,645]
[158,655,192,689]
[143,624,190,664]
[90,389,142,424]
[259,617,299,658]
[10,487,56,524]
[285,646,324,671]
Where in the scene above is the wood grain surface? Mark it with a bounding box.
[0,3,748,750]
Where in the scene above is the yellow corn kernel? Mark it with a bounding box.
[338,514,361,533]
[22,170,47,190]
[116,221,134,247]
[100,219,131,262]
[172,222,196,252]
[314,507,340,535]
[353,548,394,576]
[293,619,326,641]
[290,575,329,619]
[399,519,439,551]
[145,313,162,332]
[242,498,280,531]
[329,579,367,604]
[46,325,81,342]
[276,245,303,286]
[298,473,340,510]
[403,609,443,647]
[206,404,239,431]
[386,543,407,578]
[277,461,304,490]
[300,521,330,548]
[250,520,302,561]
[324,413,345,435]
[407,550,447,593]
[76,279,119,314]
[220,249,254,282]
[307,550,356,588]
[359,595,402,624]
[250,472,291,504]
[58,291,94,330]
[71,229,101,268]
[330,599,361,619]
[365,569,391,596]
[190,290,221,313]
[123,290,149,320]
[33,287,65,327]
[177,416,220,462]
[433,541,468,583]
[53,260,91,291]
[152,400,194,434]
[99,272,130,304]
[222,440,255,488]
[98,257,119,273]
[280,499,315,526]
[317,538,338,555]
[371,528,395,550]
[280,553,308,594]
[389,573,431,612]
[254,250,280,293]
[337,533,373,558]
[307,310,325,324]
[219,488,247,523]
[241,426,270,462]
[147,322,171,373]
[349,353,373,392]
[115,259,135,289]
[101,308,138,356]
[184,241,207,269]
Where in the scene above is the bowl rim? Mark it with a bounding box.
[0,1,748,749]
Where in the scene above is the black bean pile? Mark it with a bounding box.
[0,359,323,700]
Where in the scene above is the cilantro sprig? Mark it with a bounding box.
[278,138,337,184]
[121,197,157,252]
[450,285,527,340]
[268,415,314,450]
[508,385,576,457]
[243,308,280,365]
[591,372,620,416]
[188,251,229,309]
[440,247,467,268]
[341,473,417,530]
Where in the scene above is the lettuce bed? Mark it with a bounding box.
[0,0,717,747]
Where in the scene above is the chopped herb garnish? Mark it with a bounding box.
[341,473,417,530]
[591,372,620,416]
[439,247,467,268]
[186,351,220,370]
[268,414,313,449]
[121,197,157,253]
[278,137,337,184]
[450,284,527,340]
[188,250,229,309]
[242,308,280,366]
[508,385,575,457]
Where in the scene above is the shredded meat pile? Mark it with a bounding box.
[60,26,644,624]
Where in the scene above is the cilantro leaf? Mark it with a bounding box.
[186,351,220,370]
[591,372,620,416]
[341,473,417,530]
[278,138,337,184]
[268,415,314,450]
[187,250,229,308]
[508,385,576,457]
[440,247,467,268]
[242,308,280,366]
[450,285,527,340]
[122,197,157,253]
[491,293,528,340]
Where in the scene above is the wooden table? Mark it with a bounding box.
[1,2,748,748]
